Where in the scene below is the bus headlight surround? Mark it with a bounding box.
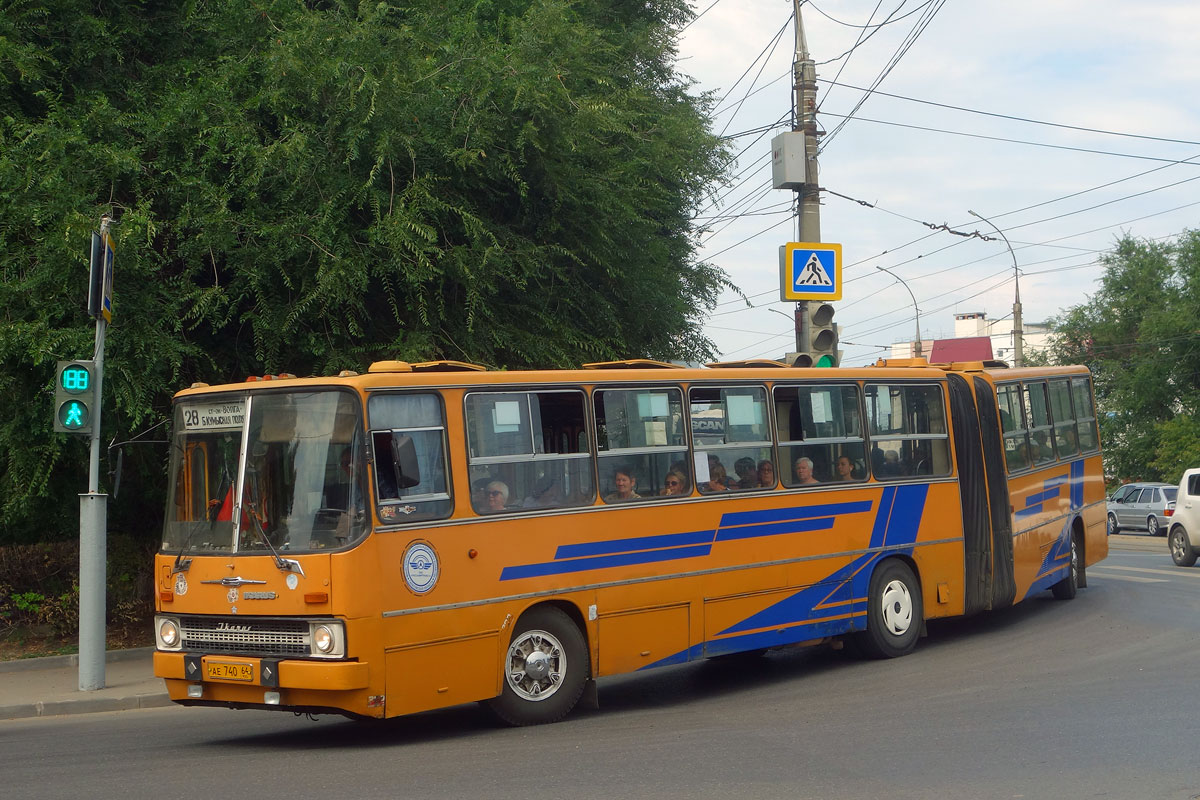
[309,621,344,657]
[157,616,181,650]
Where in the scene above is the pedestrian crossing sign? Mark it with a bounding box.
[779,242,843,301]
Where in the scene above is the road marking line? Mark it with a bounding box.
[1096,565,1200,578]
[1087,571,1168,583]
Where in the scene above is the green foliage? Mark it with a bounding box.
[1047,229,1200,481]
[0,534,155,635]
[0,0,731,544]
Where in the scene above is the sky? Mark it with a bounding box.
[674,0,1200,365]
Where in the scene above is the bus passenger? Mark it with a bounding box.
[604,466,641,503]
[522,477,563,508]
[793,456,819,485]
[485,481,510,512]
[757,459,776,488]
[734,457,758,489]
[660,469,688,496]
[703,463,731,493]
[835,455,858,481]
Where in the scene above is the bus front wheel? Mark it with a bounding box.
[487,606,588,726]
[856,559,922,659]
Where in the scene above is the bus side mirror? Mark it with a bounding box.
[390,434,421,489]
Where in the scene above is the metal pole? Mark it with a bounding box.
[79,217,109,691]
[876,266,922,359]
[969,210,1023,367]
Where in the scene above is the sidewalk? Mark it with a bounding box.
[0,647,171,721]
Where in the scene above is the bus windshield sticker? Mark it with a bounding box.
[181,400,247,432]
[693,450,711,483]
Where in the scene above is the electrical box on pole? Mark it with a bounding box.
[54,360,97,434]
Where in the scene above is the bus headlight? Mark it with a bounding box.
[156,616,182,650]
[308,621,344,657]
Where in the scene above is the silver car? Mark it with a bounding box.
[1108,482,1177,536]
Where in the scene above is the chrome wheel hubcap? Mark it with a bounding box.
[505,629,565,702]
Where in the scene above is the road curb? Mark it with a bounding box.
[0,646,155,675]
[0,692,173,721]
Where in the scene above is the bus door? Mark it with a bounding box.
[946,374,1016,615]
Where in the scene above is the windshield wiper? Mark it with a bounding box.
[240,491,305,578]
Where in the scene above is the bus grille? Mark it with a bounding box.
[179,617,309,656]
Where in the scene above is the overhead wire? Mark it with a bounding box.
[719,18,793,138]
[818,112,1200,168]
[824,80,1200,148]
[820,0,948,150]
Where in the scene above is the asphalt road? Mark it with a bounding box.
[4,537,1199,800]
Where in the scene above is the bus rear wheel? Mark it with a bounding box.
[486,606,588,726]
[1051,533,1079,600]
[856,559,922,659]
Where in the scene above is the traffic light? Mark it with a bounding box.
[54,360,96,434]
[807,301,838,367]
[788,302,839,368]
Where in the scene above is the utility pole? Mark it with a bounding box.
[792,0,820,354]
[774,1,839,367]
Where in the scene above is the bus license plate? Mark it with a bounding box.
[206,661,255,683]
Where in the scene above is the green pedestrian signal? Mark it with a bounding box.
[54,360,96,434]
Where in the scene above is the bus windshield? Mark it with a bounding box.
[162,389,368,555]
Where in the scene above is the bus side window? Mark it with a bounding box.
[595,388,687,501]
[367,392,452,523]
[864,383,950,480]
[774,384,865,486]
[465,390,594,514]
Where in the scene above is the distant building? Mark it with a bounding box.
[889,312,1051,363]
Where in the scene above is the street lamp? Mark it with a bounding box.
[768,306,802,354]
[876,266,922,359]
[968,209,1023,367]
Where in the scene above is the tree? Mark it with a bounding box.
[0,0,732,544]
[1048,230,1200,482]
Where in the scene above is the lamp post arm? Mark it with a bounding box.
[968,209,1023,366]
[876,265,922,359]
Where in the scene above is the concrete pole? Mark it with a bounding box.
[969,210,1023,367]
[793,0,821,354]
[79,217,110,691]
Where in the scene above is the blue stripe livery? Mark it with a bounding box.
[660,484,929,668]
[498,483,932,670]
[1015,472,1069,519]
[500,499,875,582]
[1022,459,1086,599]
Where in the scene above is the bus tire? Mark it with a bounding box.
[487,606,588,726]
[856,559,922,659]
[1051,533,1079,600]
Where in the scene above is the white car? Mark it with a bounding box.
[1168,469,1200,566]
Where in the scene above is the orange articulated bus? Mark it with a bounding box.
[152,357,1107,724]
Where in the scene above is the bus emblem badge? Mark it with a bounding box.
[403,541,439,595]
[227,588,239,604]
